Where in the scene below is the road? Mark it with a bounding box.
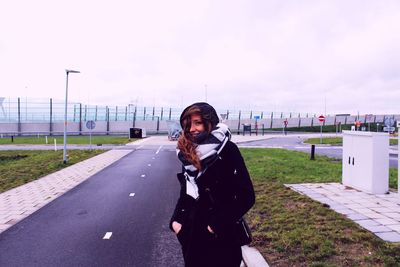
[0,144,184,267]
[238,136,399,168]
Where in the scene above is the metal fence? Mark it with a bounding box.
[0,97,320,123]
[0,97,398,136]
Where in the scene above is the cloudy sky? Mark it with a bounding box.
[1,0,400,115]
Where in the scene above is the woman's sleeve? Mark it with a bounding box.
[169,173,191,232]
[208,142,255,235]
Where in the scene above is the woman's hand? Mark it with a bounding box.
[172,221,182,234]
[207,225,214,234]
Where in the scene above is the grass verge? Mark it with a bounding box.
[305,137,398,146]
[241,148,400,266]
[0,136,137,145]
[0,150,105,193]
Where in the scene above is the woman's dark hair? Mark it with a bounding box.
[177,102,219,170]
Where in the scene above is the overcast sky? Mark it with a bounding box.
[1,0,400,115]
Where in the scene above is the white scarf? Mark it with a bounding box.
[177,123,231,199]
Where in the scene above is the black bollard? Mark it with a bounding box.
[11,136,14,143]
[310,144,315,160]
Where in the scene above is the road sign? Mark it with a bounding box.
[318,115,325,122]
[384,127,395,132]
[86,120,96,130]
[384,117,395,127]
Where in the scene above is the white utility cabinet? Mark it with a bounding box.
[342,131,389,194]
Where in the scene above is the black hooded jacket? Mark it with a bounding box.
[170,140,255,266]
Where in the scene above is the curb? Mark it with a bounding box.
[242,245,269,267]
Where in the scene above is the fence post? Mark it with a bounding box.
[152,106,155,120]
[73,104,76,122]
[133,106,137,128]
[84,105,87,121]
[17,97,21,136]
[50,98,53,136]
[125,106,128,121]
[106,106,110,135]
[161,107,164,121]
[226,110,229,120]
[169,108,172,120]
[79,103,82,135]
[144,107,146,120]
[115,106,118,121]
[250,111,252,119]
[311,117,314,127]
[261,112,263,119]
[95,105,98,121]
[270,112,273,129]
[237,111,241,134]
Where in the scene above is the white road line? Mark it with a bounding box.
[156,145,163,154]
[103,232,112,239]
[141,174,146,178]
[148,164,151,166]
[129,193,135,197]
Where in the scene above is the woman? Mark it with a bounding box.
[170,102,255,267]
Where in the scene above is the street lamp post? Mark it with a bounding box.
[63,69,80,164]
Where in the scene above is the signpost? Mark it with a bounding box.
[254,115,260,136]
[86,120,96,149]
[318,115,325,144]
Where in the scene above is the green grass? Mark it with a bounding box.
[273,123,386,133]
[304,137,343,145]
[0,136,136,145]
[241,148,400,266]
[305,137,398,146]
[0,150,105,193]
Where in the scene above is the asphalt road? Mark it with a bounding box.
[239,136,399,168]
[0,144,184,267]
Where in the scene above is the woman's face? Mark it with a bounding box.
[189,114,205,138]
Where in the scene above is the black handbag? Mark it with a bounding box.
[236,217,252,246]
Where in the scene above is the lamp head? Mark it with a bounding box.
[66,69,80,74]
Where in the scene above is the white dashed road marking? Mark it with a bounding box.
[148,164,151,166]
[156,146,163,154]
[103,232,113,239]
[129,193,135,197]
[141,174,146,178]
